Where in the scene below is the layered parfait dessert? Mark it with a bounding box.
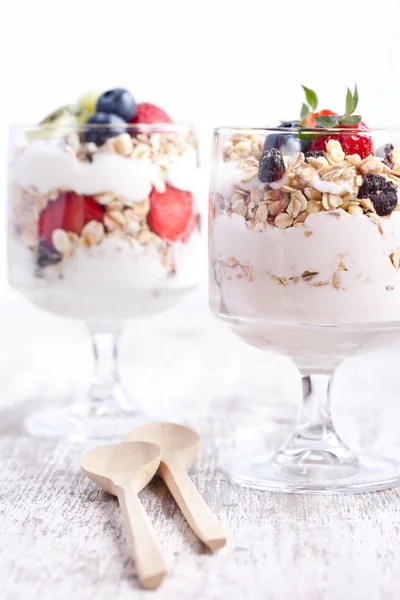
[9,88,200,320]
[209,86,400,361]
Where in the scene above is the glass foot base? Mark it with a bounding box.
[24,403,153,442]
[221,452,400,494]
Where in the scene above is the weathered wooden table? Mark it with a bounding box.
[1,295,400,600]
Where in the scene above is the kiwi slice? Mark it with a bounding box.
[78,91,102,115]
[27,105,89,141]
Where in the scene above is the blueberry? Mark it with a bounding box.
[358,174,398,216]
[265,121,310,155]
[96,88,136,122]
[258,148,285,183]
[83,113,126,146]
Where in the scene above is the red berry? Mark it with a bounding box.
[131,103,172,124]
[309,121,373,159]
[147,184,196,242]
[304,109,337,128]
[39,192,104,246]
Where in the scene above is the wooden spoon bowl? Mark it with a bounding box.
[81,440,161,494]
[81,441,166,590]
[125,424,226,551]
[126,422,201,469]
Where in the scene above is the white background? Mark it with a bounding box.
[1,0,400,306]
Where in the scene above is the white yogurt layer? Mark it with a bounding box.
[167,149,198,192]
[10,140,198,201]
[10,232,201,320]
[210,211,400,325]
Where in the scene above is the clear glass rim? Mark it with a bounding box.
[214,126,400,135]
[10,121,194,133]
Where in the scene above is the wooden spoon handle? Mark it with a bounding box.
[116,485,166,590]
[160,462,226,551]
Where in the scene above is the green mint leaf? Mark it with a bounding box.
[345,87,353,115]
[301,103,310,120]
[352,83,359,113]
[296,127,318,142]
[315,115,339,128]
[345,83,359,115]
[301,85,318,111]
[338,114,362,126]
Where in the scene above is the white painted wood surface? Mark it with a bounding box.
[1,293,400,599]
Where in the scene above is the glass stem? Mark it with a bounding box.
[86,322,130,413]
[274,374,357,468]
[298,374,337,443]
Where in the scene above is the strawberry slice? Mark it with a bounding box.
[147,184,196,242]
[39,191,104,246]
[309,121,373,159]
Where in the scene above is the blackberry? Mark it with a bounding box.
[36,241,62,268]
[371,183,398,216]
[357,174,398,216]
[258,148,285,183]
[305,150,324,162]
[374,143,394,168]
[358,174,387,198]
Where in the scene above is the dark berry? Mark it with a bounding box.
[83,113,126,146]
[358,174,387,198]
[358,174,398,216]
[258,148,285,183]
[264,121,310,155]
[305,150,324,162]
[372,184,398,216]
[36,241,62,268]
[374,143,394,168]
[96,88,136,122]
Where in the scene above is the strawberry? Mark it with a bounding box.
[147,184,196,242]
[300,83,373,158]
[39,191,104,246]
[131,103,172,124]
[303,109,338,128]
[309,121,373,159]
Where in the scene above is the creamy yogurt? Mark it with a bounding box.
[10,141,154,201]
[211,211,400,325]
[210,211,400,368]
[10,232,202,320]
[10,140,199,200]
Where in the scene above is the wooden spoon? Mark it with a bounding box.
[81,441,166,590]
[125,423,226,551]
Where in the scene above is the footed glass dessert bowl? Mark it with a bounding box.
[209,85,400,493]
[9,88,201,440]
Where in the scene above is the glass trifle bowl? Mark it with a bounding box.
[209,118,400,493]
[8,91,201,440]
